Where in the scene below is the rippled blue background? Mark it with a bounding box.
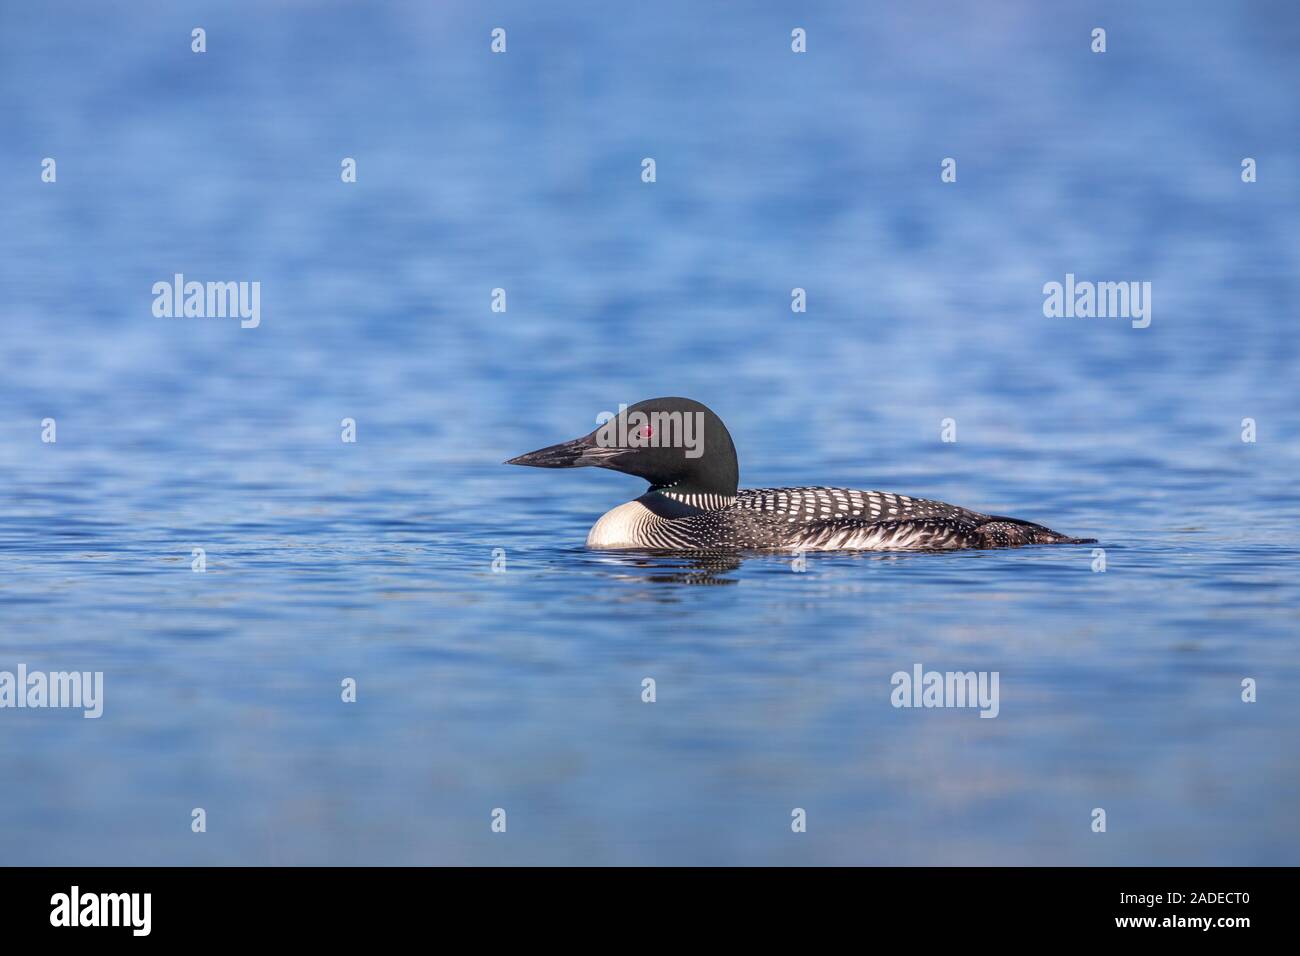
[2,0,1297,864]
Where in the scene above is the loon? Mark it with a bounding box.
[506,398,1096,553]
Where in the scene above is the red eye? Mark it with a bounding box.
[640,425,653,438]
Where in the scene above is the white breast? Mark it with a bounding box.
[586,500,655,549]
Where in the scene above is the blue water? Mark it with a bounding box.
[2,1,1298,865]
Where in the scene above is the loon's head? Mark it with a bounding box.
[506,397,739,497]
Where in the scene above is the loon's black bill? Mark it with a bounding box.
[506,437,625,469]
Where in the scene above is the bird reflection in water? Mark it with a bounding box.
[589,551,743,586]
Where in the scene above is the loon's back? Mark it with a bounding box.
[587,486,1095,553]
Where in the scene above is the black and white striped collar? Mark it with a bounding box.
[657,490,736,511]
